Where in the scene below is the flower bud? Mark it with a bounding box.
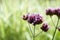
[32,14,43,25]
[46,9,54,16]
[41,23,49,32]
[22,14,28,20]
[28,14,35,23]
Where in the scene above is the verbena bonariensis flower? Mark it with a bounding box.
[23,13,43,26]
[46,8,60,18]
[54,8,60,18]
[46,9,54,16]
[32,14,43,25]
[28,14,35,23]
[22,14,28,20]
[41,23,49,32]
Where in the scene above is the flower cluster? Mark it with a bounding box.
[23,14,28,20]
[41,23,49,32]
[23,13,49,32]
[46,8,60,18]
[23,13,43,25]
[46,9,54,16]
[22,8,60,40]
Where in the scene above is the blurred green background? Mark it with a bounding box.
[0,0,60,40]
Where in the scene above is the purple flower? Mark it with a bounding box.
[23,13,43,25]
[46,8,60,18]
[41,23,49,32]
[33,14,43,25]
[53,9,58,15]
[27,14,35,23]
[22,14,28,20]
[46,9,54,16]
[56,8,60,17]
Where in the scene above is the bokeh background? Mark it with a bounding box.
[0,0,60,40]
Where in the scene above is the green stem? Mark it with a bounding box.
[28,23,33,36]
[35,31,42,37]
[33,26,35,40]
[52,18,59,40]
[50,16,55,26]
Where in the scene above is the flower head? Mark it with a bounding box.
[46,9,54,16]
[22,14,28,20]
[56,8,60,17]
[23,13,43,26]
[28,14,35,23]
[41,23,49,32]
[33,14,43,25]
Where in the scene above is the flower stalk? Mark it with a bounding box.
[52,18,59,40]
[33,26,35,40]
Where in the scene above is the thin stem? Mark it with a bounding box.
[35,31,42,37]
[50,16,55,26]
[52,18,59,40]
[33,26,35,40]
[28,23,33,36]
